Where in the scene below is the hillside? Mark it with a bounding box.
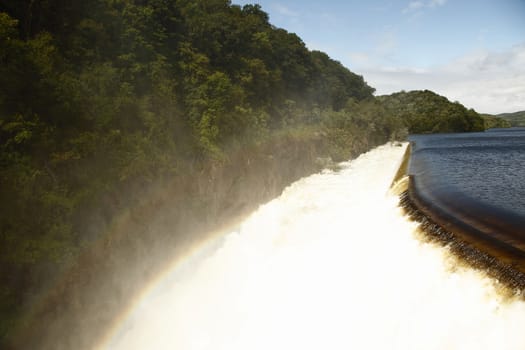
[497,111,525,127]
[0,1,404,348]
[378,90,485,134]
[480,114,512,129]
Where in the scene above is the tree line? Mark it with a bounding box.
[378,90,486,134]
[488,110,525,127]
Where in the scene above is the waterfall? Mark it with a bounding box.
[99,143,525,350]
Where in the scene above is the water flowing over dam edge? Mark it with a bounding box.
[397,143,525,296]
[100,143,525,350]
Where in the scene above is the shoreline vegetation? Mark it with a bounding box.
[0,1,516,348]
[484,111,525,128]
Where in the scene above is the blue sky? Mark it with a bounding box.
[232,0,525,113]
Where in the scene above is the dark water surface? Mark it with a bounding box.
[408,128,525,256]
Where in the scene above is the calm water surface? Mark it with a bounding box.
[409,128,525,220]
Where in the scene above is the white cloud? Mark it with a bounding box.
[403,0,447,14]
[403,1,424,13]
[429,0,447,8]
[360,43,525,114]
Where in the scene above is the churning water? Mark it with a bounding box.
[99,143,525,350]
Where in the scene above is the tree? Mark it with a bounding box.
[378,90,485,133]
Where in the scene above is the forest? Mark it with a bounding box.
[378,90,486,134]
[0,1,508,348]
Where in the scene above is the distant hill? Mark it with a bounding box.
[496,111,525,127]
[378,90,485,134]
[480,114,512,129]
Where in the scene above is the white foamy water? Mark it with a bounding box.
[100,143,525,350]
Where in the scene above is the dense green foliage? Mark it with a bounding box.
[480,114,512,129]
[495,110,525,127]
[0,1,405,346]
[378,90,485,134]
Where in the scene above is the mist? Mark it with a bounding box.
[100,144,525,350]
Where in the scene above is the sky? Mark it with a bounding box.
[232,0,525,114]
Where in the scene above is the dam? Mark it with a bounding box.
[404,129,525,287]
[98,142,525,350]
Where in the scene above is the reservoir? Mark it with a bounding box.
[408,128,525,267]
